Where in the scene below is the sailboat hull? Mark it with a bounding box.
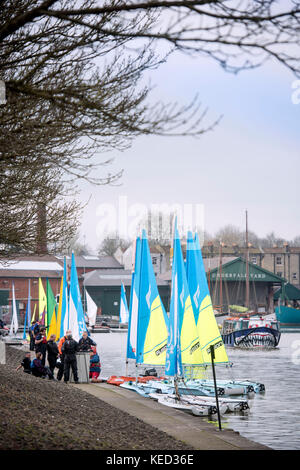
[156,394,227,416]
[275,306,300,327]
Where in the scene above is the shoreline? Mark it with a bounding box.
[0,344,269,451]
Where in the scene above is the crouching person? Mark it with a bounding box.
[16,351,32,374]
[30,352,55,380]
[89,346,101,383]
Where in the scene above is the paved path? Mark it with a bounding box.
[74,382,270,450]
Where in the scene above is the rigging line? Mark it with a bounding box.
[224,277,230,311]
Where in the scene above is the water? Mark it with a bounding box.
[92,331,300,450]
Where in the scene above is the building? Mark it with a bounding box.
[205,257,284,313]
[201,243,300,288]
[114,243,168,275]
[0,255,63,323]
[83,268,170,318]
[0,254,124,324]
[160,256,285,313]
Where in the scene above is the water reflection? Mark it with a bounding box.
[93,331,300,450]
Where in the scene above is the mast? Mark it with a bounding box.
[219,242,224,314]
[245,210,250,309]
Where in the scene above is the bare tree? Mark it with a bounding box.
[0,162,81,258]
[1,0,299,256]
[14,0,300,76]
[98,232,131,256]
[65,231,91,255]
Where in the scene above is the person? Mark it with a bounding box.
[62,332,79,383]
[32,320,41,338]
[89,346,101,383]
[28,322,36,351]
[57,330,70,381]
[78,331,96,352]
[16,351,32,374]
[47,334,59,376]
[35,327,47,365]
[30,352,54,380]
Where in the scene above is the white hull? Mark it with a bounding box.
[156,394,219,416]
[149,392,250,414]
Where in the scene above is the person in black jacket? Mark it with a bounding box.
[78,331,96,352]
[35,327,47,366]
[47,334,59,375]
[16,352,32,374]
[62,333,79,383]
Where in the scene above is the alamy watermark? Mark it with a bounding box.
[291,80,300,104]
[291,340,300,365]
[95,196,205,243]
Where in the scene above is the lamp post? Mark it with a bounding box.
[209,344,222,431]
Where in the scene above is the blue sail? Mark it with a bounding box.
[60,257,69,338]
[126,237,141,361]
[68,253,88,341]
[166,224,203,376]
[136,230,169,365]
[120,282,129,324]
[188,232,229,364]
[186,231,203,325]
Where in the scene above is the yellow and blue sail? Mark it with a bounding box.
[186,231,229,365]
[68,252,88,341]
[57,257,69,340]
[126,237,141,361]
[166,225,203,377]
[136,230,169,366]
[120,283,129,324]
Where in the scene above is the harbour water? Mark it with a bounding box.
[93,330,300,450]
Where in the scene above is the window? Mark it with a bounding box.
[152,257,157,265]
[293,273,298,280]
[276,272,283,277]
[276,256,282,265]
[251,256,257,265]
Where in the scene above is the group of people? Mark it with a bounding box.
[17,323,101,384]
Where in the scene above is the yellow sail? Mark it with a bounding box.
[38,278,47,321]
[31,304,37,323]
[197,295,229,364]
[55,277,63,340]
[47,307,57,340]
[142,296,168,365]
[181,296,204,366]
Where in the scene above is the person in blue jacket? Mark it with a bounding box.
[89,346,101,383]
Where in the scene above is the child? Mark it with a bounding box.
[89,346,101,383]
[16,351,32,374]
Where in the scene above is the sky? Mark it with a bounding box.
[77,48,300,253]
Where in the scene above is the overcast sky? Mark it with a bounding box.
[77,50,300,252]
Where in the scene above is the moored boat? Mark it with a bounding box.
[155,394,223,416]
[275,305,300,327]
[221,315,281,348]
[274,282,300,327]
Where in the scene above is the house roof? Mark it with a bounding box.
[0,255,63,278]
[57,255,123,269]
[208,257,285,284]
[84,269,169,287]
[159,256,284,284]
[274,283,300,300]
